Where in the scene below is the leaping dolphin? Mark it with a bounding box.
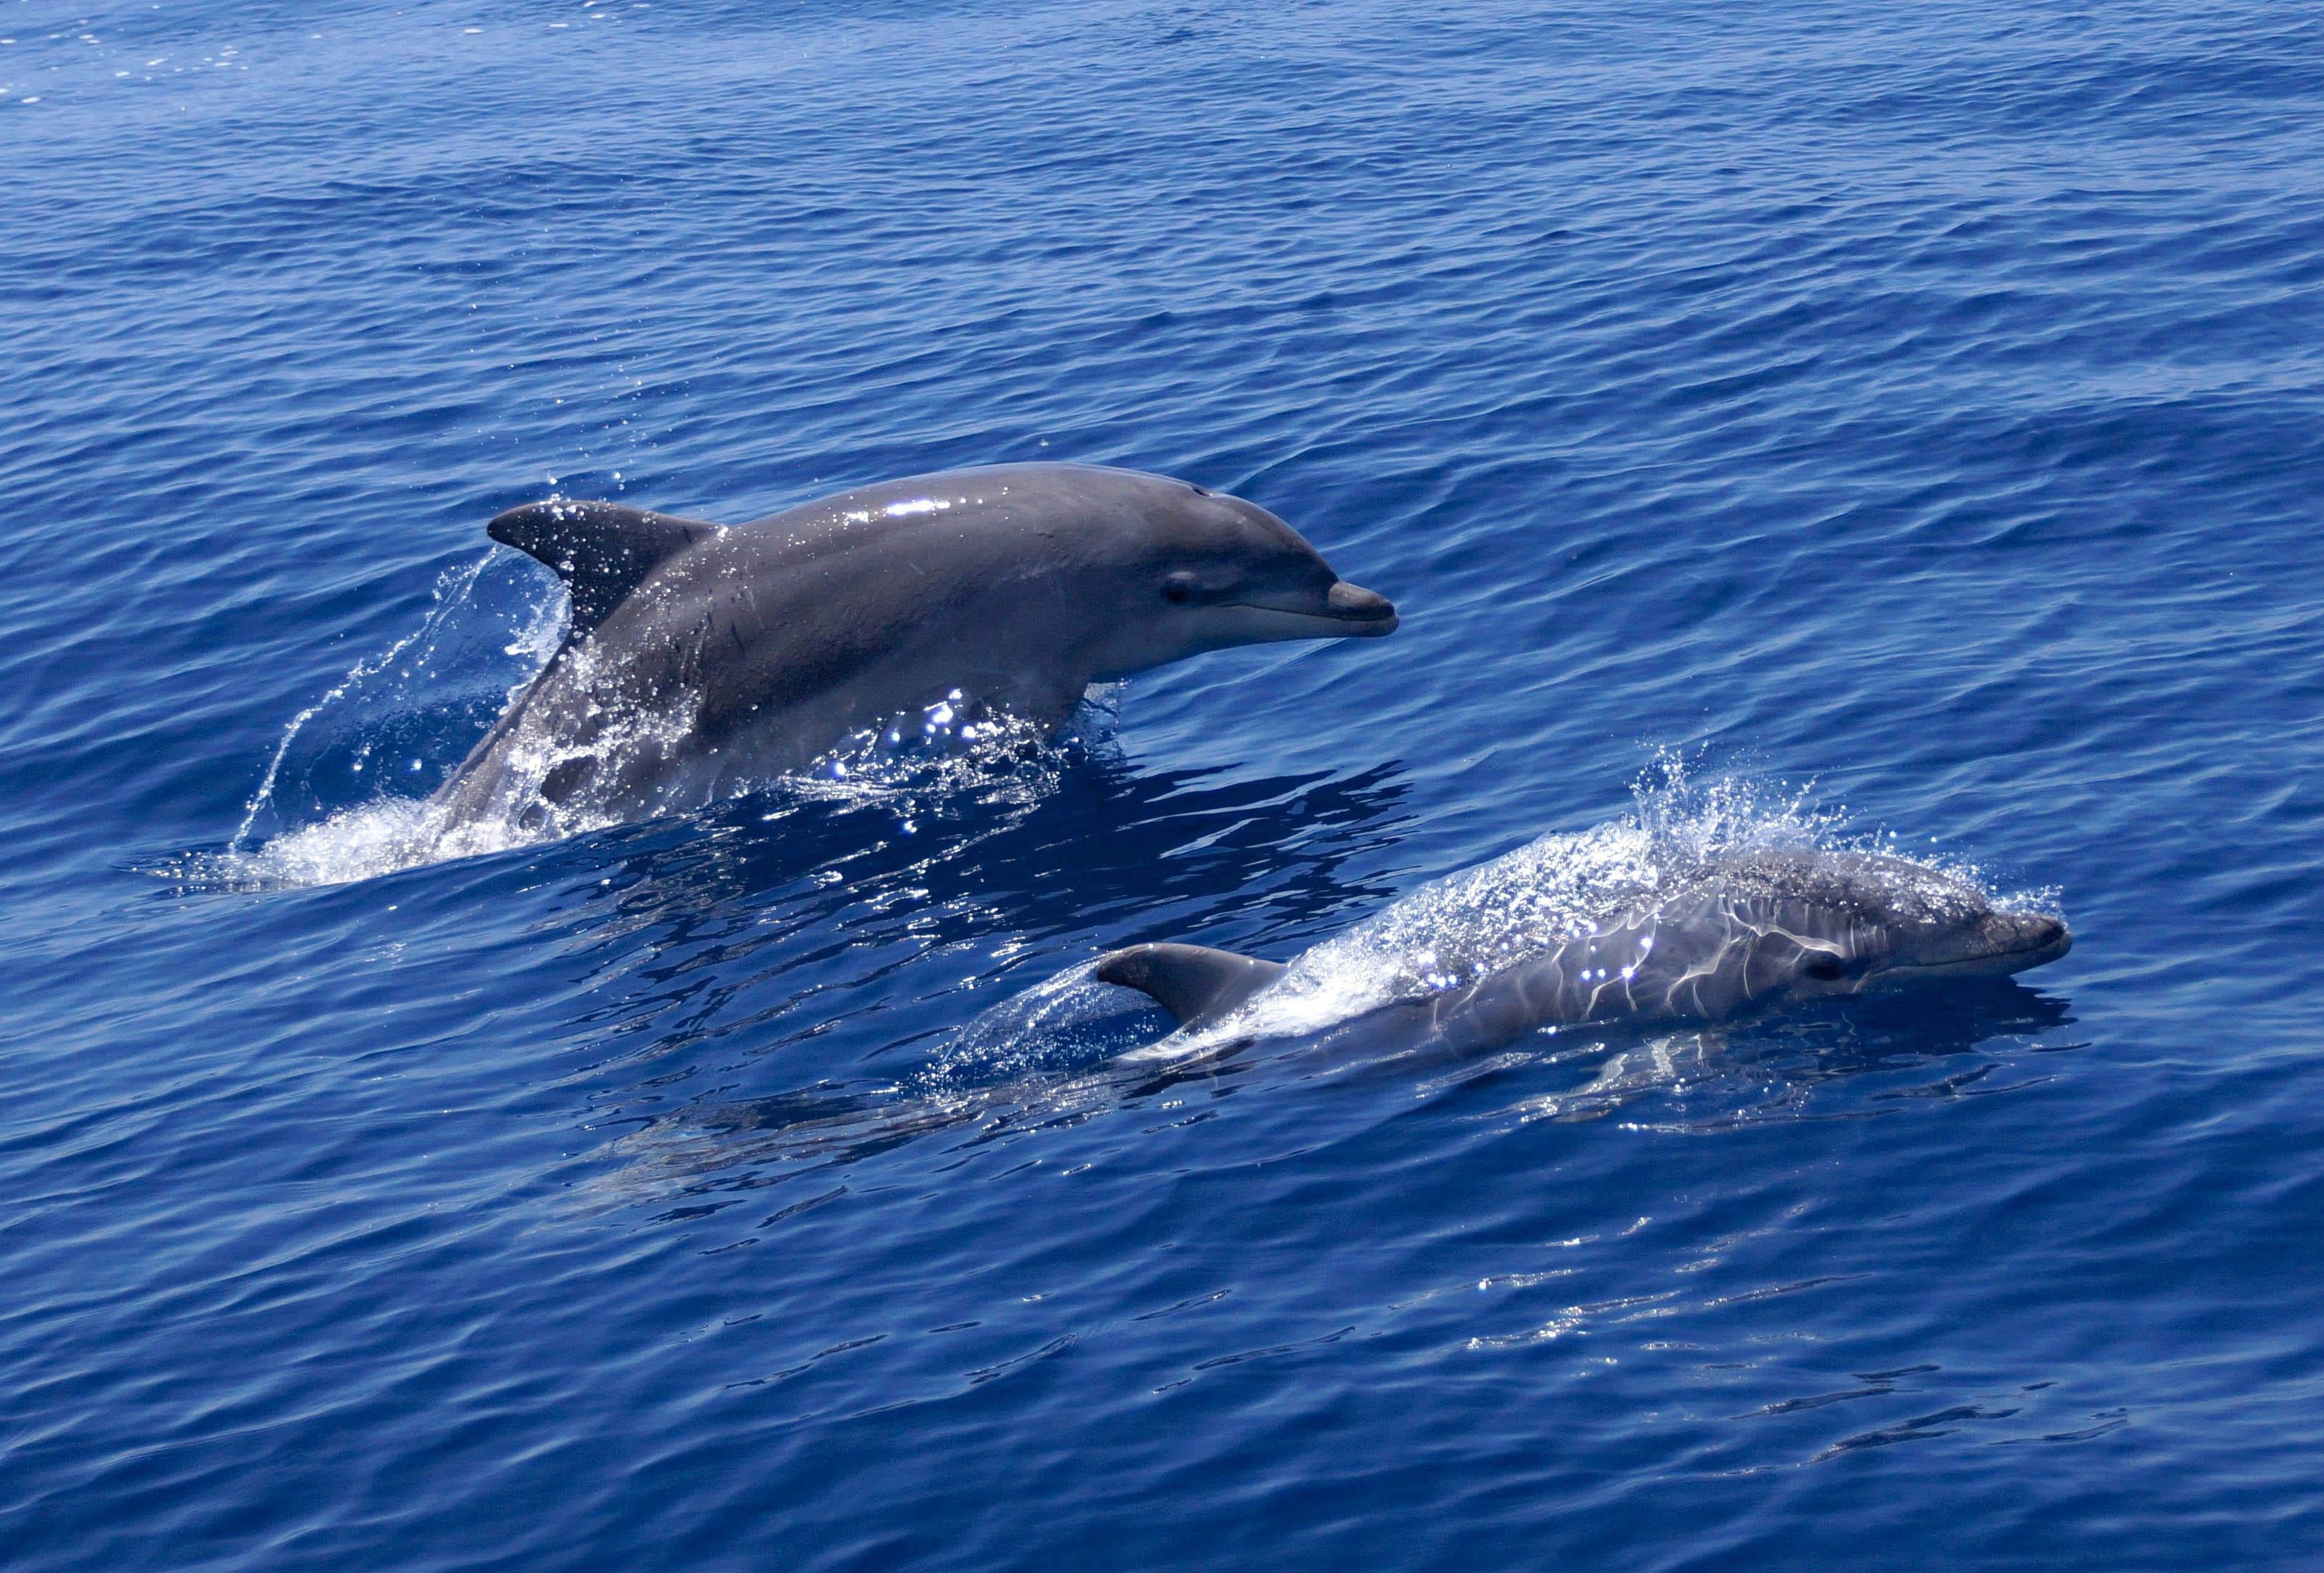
[432,463,1397,837]
[1095,842,2070,1062]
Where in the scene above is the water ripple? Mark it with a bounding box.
[4,0,2322,1568]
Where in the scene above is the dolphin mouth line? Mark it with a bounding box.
[1222,607,1401,636]
[1313,608,1400,636]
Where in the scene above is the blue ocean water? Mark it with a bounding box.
[6,0,2323,1566]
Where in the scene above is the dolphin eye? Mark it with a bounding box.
[1161,573,1197,605]
[1802,952,1848,982]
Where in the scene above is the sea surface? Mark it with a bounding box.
[6,1,2323,1567]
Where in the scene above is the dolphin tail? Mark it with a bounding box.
[489,499,722,636]
[1095,943,1285,1029]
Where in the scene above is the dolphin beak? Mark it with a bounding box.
[1215,580,1400,644]
[2001,913,2072,972]
[1876,911,2072,983]
[1323,581,1398,636]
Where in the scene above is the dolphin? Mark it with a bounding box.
[431,463,1396,835]
[1094,843,2070,1062]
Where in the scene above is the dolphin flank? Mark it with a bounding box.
[432,463,1396,837]
[1095,842,2070,1062]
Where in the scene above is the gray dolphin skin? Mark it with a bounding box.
[432,463,1396,832]
[1095,847,2070,1061]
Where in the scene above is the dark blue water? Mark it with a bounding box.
[7,1,2324,1566]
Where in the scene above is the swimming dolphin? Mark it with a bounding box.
[431,463,1396,834]
[1094,844,2069,1061]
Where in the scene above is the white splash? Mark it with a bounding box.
[190,630,1101,890]
[204,797,455,890]
[1137,758,1849,1056]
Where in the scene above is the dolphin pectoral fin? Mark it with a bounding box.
[1094,943,1286,1029]
[489,499,721,636]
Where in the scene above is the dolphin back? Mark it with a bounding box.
[1096,943,1286,1029]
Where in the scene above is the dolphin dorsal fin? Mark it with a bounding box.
[1094,943,1286,1029]
[488,499,719,637]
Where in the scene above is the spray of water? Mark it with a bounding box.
[229,554,496,851]
[176,563,1109,889]
[1142,752,1839,1051]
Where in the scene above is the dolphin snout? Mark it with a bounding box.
[1883,907,2072,981]
[1326,581,1398,635]
[1993,911,2071,973]
[2019,913,2071,961]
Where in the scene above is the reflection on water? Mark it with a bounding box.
[563,754,1413,1005]
[1468,981,2078,1130]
